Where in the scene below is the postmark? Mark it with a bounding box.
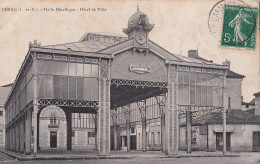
[208,0,246,39]
[220,5,258,49]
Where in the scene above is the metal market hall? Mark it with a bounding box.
[5,8,235,156]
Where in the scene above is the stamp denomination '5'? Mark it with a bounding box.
[221,5,258,49]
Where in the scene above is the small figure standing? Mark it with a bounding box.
[228,9,252,46]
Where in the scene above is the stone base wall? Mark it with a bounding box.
[180,124,260,152]
[39,119,96,150]
[179,125,207,151]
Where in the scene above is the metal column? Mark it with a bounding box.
[186,109,191,153]
[25,110,32,155]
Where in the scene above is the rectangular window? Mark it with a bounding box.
[195,85,201,105]
[201,74,207,85]
[77,63,84,76]
[178,84,184,105]
[88,132,95,145]
[69,63,76,76]
[178,72,183,84]
[60,62,68,75]
[45,75,54,98]
[46,61,54,74]
[88,132,95,138]
[207,74,213,86]
[83,78,98,101]
[131,127,135,134]
[69,77,76,100]
[53,76,60,99]
[91,64,98,77]
[195,73,201,85]
[183,84,189,105]
[53,62,61,75]
[37,75,45,98]
[151,132,155,145]
[207,86,213,106]
[84,64,91,77]
[183,72,189,84]
[190,73,195,85]
[201,86,207,106]
[192,130,196,144]
[77,78,84,100]
[61,77,68,99]
[190,85,195,105]
[0,111,3,116]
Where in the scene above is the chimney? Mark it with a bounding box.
[188,50,198,58]
[253,92,260,116]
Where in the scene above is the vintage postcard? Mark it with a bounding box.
[0,0,259,164]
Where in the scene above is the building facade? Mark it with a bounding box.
[179,110,260,152]
[0,84,12,149]
[5,9,230,155]
[179,89,260,152]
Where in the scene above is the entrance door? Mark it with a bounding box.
[130,135,137,150]
[50,132,57,148]
[216,132,231,151]
[253,132,260,152]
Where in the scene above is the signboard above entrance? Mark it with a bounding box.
[129,64,151,74]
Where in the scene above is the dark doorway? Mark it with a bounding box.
[216,132,231,151]
[130,135,137,150]
[50,132,57,148]
[253,132,260,152]
[122,136,127,148]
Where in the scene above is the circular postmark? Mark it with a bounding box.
[208,0,245,38]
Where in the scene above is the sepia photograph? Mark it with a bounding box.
[0,0,259,163]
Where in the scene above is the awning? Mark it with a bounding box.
[213,126,235,132]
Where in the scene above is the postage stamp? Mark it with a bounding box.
[221,5,258,49]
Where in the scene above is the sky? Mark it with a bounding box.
[0,0,259,102]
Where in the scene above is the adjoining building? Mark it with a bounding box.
[242,99,255,111]
[179,90,260,152]
[0,84,12,149]
[179,109,260,152]
[5,8,232,156]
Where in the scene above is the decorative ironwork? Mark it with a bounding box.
[111,79,167,88]
[110,110,117,125]
[178,66,224,74]
[122,105,130,122]
[168,65,177,83]
[37,99,98,108]
[136,100,146,118]
[72,127,96,132]
[177,105,224,119]
[146,117,161,124]
[29,40,41,48]
[48,124,59,128]
[155,94,166,114]
[100,59,109,78]
[39,105,66,120]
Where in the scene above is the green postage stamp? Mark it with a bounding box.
[221,5,258,49]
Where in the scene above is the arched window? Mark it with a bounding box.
[39,105,66,123]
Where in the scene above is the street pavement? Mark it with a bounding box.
[0,151,17,163]
[0,151,259,164]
